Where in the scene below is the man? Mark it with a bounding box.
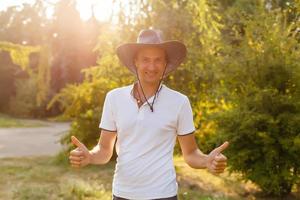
[69,29,229,200]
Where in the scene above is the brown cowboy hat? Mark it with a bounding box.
[116,29,187,75]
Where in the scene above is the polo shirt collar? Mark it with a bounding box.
[129,82,164,104]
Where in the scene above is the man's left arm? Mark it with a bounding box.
[177,134,229,174]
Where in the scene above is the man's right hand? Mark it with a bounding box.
[69,136,91,168]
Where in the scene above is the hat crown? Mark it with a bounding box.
[137,29,164,44]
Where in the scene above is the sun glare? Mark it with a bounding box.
[1,0,133,23]
[76,0,122,22]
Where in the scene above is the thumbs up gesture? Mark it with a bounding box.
[206,141,229,175]
[69,136,91,168]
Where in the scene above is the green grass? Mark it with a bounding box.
[0,156,113,200]
[0,113,47,128]
[0,155,299,200]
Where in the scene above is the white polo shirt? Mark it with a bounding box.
[99,83,195,200]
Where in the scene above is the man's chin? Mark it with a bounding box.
[141,79,160,85]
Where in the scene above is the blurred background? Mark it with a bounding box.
[0,0,300,199]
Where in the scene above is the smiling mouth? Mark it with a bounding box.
[146,72,157,77]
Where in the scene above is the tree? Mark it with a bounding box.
[209,8,300,196]
[50,0,99,94]
[0,0,100,116]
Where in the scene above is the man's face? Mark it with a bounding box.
[134,46,167,85]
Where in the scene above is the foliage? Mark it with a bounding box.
[0,42,52,117]
[8,77,41,117]
[0,113,45,128]
[208,8,300,196]
[49,2,300,196]
[36,45,51,106]
[0,1,99,116]
[48,29,134,150]
[0,41,40,73]
[2,0,300,197]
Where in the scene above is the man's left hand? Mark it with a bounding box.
[206,141,229,175]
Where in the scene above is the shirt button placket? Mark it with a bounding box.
[137,105,145,121]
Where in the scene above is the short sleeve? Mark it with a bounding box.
[176,96,195,135]
[99,92,117,132]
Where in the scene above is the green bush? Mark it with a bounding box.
[209,9,300,197]
[8,75,50,118]
[9,78,38,117]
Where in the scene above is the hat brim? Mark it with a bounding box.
[116,41,187,75]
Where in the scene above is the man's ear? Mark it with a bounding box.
[134,60,137,68]
[134,58,138,69]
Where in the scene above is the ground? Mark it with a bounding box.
[0,120,69,158]
[0,116,299,200]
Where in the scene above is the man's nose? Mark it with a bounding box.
[147,61,157,71]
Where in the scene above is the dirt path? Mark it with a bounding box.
[0,121,70,158]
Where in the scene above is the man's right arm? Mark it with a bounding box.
[89,130,117,165]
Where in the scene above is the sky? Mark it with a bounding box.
[0,0,122,21]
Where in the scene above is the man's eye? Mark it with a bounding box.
[156,59,164,63]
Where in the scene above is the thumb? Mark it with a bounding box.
[71,136,86,150]
[214,141,229,154]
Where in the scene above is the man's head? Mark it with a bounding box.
[117,29,186,77]
[134,46,167,85]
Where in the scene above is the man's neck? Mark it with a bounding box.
[136,81,160,99]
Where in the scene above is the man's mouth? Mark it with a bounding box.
[145,72,157,77]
